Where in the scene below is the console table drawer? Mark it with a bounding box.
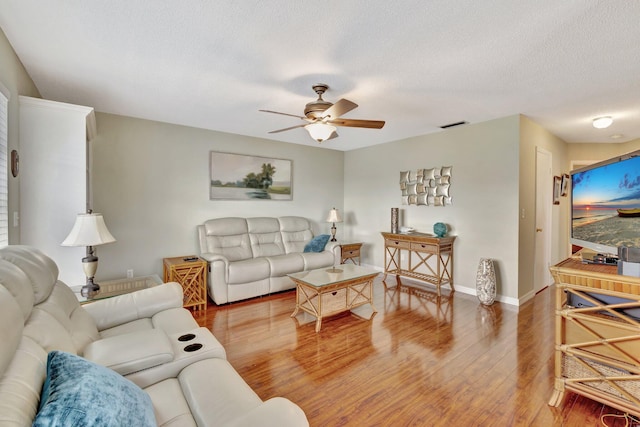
[385,239,410,249]
[410,242,437,253]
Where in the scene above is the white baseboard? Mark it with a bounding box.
[366,263,526,307]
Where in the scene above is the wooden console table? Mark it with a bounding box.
[549,257,640,417]
[381,232,455,296]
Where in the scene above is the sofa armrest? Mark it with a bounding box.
[225,397,309,427]
[326,241,340,264]
[83,329,174,375]
[200,253,230,304]
[83,282,184,331]
[200,252,228,265]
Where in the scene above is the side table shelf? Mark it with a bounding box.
[163,256,208,311]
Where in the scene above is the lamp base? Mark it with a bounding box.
[330,223,337,242]
[80,277,100,298]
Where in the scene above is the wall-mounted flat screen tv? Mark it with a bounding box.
[571,149,640,255]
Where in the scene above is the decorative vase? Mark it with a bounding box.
[433,222,447,237]
[391,208,399,233]
[476,258,496,305]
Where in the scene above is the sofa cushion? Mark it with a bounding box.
[0,259,35,321]
[300,251,336,270]
[0,245,59,305]
[303,234,330,253]
[177,358,263,426]
[228,258,271,284]
[266,254,305,277]
[34,351,156,427]
[280,217,314,254]
[202,218,253,261]
[248,217,286,257]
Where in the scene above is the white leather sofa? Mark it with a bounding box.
[0,245,308,426]
[198,216,339,304]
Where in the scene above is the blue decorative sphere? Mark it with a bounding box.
[433,222,447,237]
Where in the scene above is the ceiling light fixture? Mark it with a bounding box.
[592,116,613,129]
[305,123,336,143]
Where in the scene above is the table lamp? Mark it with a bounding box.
[326,207,343,242]
[62,212,116,297]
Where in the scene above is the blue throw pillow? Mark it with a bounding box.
[304,234,331,253]
[34,351,156,427]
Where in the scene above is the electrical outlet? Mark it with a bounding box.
[126,269,133,278]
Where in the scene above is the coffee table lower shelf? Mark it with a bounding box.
[290,267,378,332]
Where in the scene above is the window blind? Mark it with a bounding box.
[0,88,9,248]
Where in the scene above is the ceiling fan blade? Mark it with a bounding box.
[321,98,358,119]
[259,109,306,120]
[329,118,385,129]
[267,123,307,134]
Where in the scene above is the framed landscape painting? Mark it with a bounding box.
[210,151,292,200]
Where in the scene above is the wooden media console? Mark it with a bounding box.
[549,257,640,416]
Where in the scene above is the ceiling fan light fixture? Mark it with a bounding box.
[305,123,336,143]
[592,116,613,129]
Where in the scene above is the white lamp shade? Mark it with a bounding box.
[326,208,343,223]
[305,123,337,142]
[61,213,116,247]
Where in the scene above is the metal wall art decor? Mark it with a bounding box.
[553,175,561,205]
[210,151,292,200]
[399,167,452,206]
[560,173,570,197]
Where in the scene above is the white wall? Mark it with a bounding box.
[518,116,569,301]
[344,116,521,302]
[91,113,344,280]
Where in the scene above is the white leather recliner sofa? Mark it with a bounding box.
[0,245,308,426]
[198,216,340,304]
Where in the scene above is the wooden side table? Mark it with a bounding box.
[339,243,363,265]
[163,256,207,311]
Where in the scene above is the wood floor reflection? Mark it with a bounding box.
[192,277,629,426]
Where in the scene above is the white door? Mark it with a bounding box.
[534,147,553,293]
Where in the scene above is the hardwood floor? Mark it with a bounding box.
[191,277,632,426]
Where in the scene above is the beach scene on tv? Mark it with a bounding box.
[572,155,640,249]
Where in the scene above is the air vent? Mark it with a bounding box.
[440,121,468,129]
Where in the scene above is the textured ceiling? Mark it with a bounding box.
[1,1,639,151]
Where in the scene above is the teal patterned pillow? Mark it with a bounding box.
[304,234,330,253]
[34,351,156,427]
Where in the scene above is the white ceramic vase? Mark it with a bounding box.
[476,258,496,305]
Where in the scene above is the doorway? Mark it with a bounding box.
[534,147,553,293]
